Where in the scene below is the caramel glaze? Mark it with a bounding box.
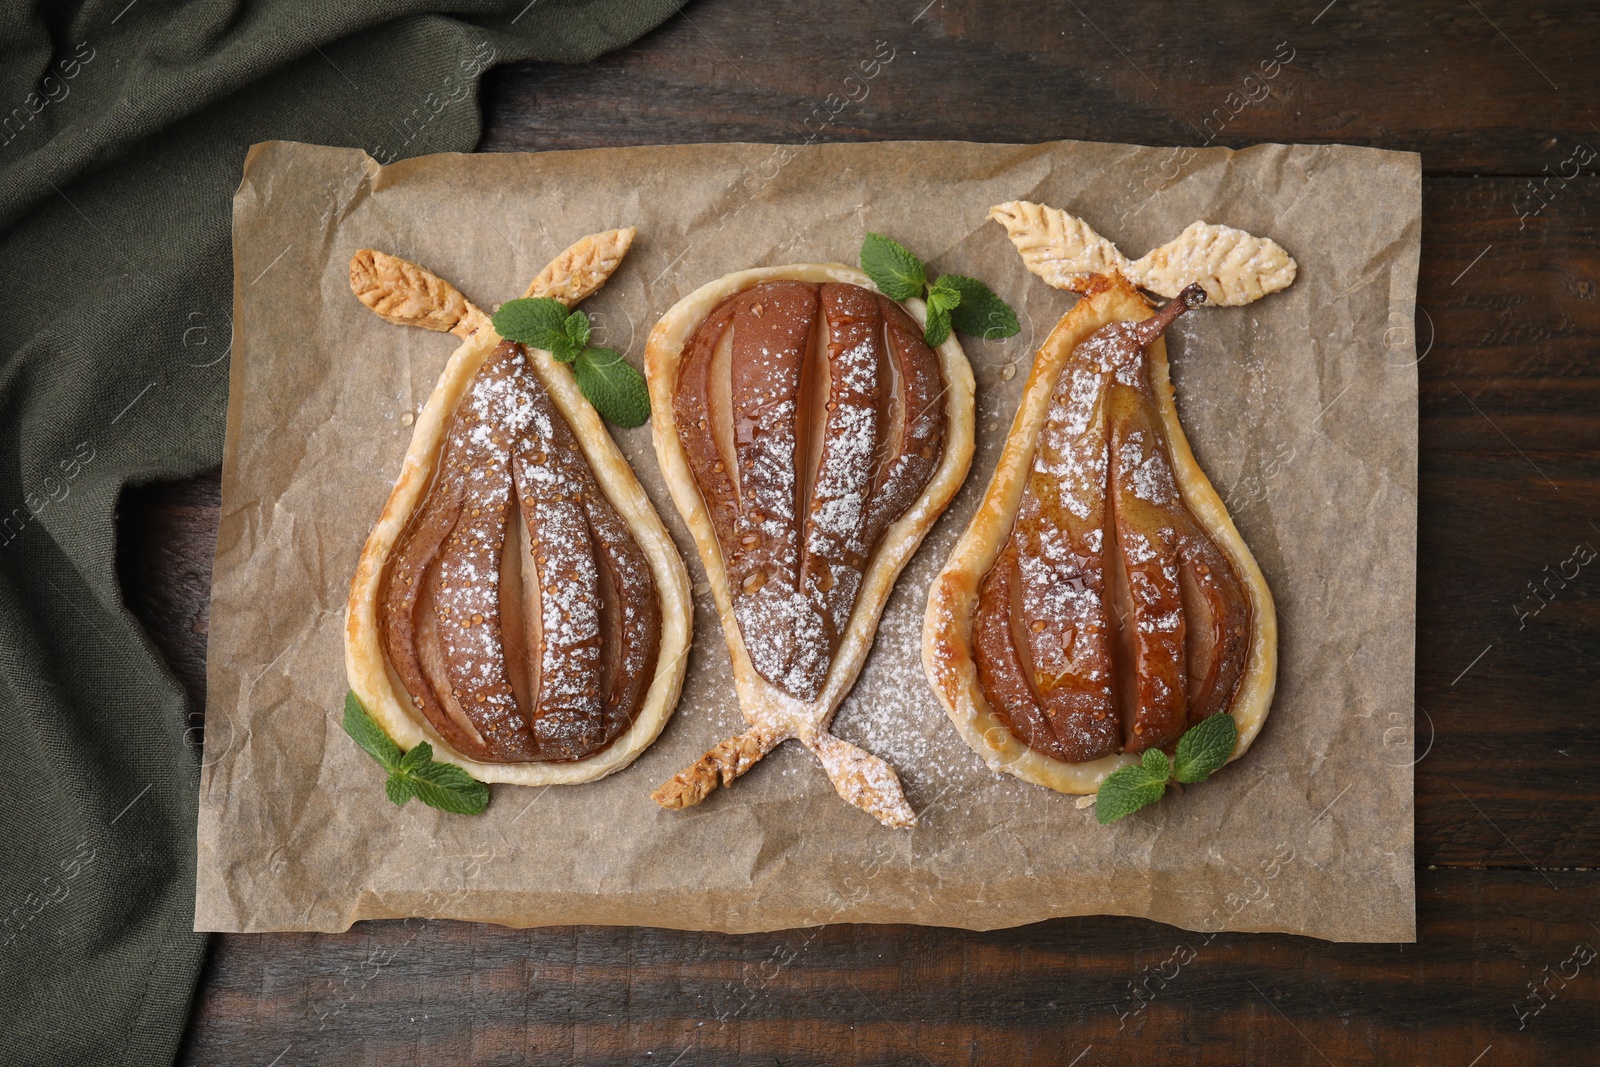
[380,341,660,763]
[673,280,945,701]
[973,288,1251,762]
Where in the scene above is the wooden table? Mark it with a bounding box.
[134,1,1600,1061]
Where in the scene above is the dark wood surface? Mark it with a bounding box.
[123,1,1600,1062]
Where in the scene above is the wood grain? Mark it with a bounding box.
[477,0,1599,175]
[175,871,1597,1065]
[109,0,1600,1061]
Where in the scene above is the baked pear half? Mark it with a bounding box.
[924,202,1291,796]
[345,230,692,786]
[646,265,976,826]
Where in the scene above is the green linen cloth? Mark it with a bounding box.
[0,2,681,1062]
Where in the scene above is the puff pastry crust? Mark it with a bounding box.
[344,231,693,786]
[646,264,976,826]
[924,207,1283,795]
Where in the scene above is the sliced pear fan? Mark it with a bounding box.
[645,265,976,827]
[344,230,692,786]
[923,204,1286,796]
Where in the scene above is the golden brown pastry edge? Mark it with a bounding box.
[344,293,694,787]
[644,263,977,821]
[921,275,1277,796]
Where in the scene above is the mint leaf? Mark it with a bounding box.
[923,302,953,348]
[926,281,962,315]
[924,283,961,347]
[385,775,417,807]
[406,760,491,815]
[1174,713,1238,784]
[1141,747,1171,780]
[860,233,926,301]
[575,347,651,427]
[343,691,401,771]
[1095,765,1168,825]
[399,741,433,774]
[939,274,1021,340]
[493,297,579,360]
[562,309,592,354]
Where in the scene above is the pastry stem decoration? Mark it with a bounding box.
[645,259,978,827]
[344,230,692,791]
[924,201,1288,812]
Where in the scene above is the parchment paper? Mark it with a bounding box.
[198,138,1420,941]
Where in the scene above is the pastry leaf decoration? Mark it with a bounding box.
[493,297,651,427]
[859,233,1020,348]
[342,691,491,815]
[1094,713,1238,824]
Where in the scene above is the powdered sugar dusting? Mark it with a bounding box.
[381,341,658,762]
[681,281,945,703]
[970,308,1250,762]
[803,284,882,651]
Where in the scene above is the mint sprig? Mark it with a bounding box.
[342,691,490,815]
[1094,713,1238,825]
[859,234,1020,349]
[492,297,651,428]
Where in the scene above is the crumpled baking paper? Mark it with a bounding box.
[197,138,1419,941]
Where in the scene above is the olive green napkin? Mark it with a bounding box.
[0,2,680,1061]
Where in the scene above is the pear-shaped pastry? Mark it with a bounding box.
[924,203,1290,796]
[345,230,692,785]
[646,265,976,826]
